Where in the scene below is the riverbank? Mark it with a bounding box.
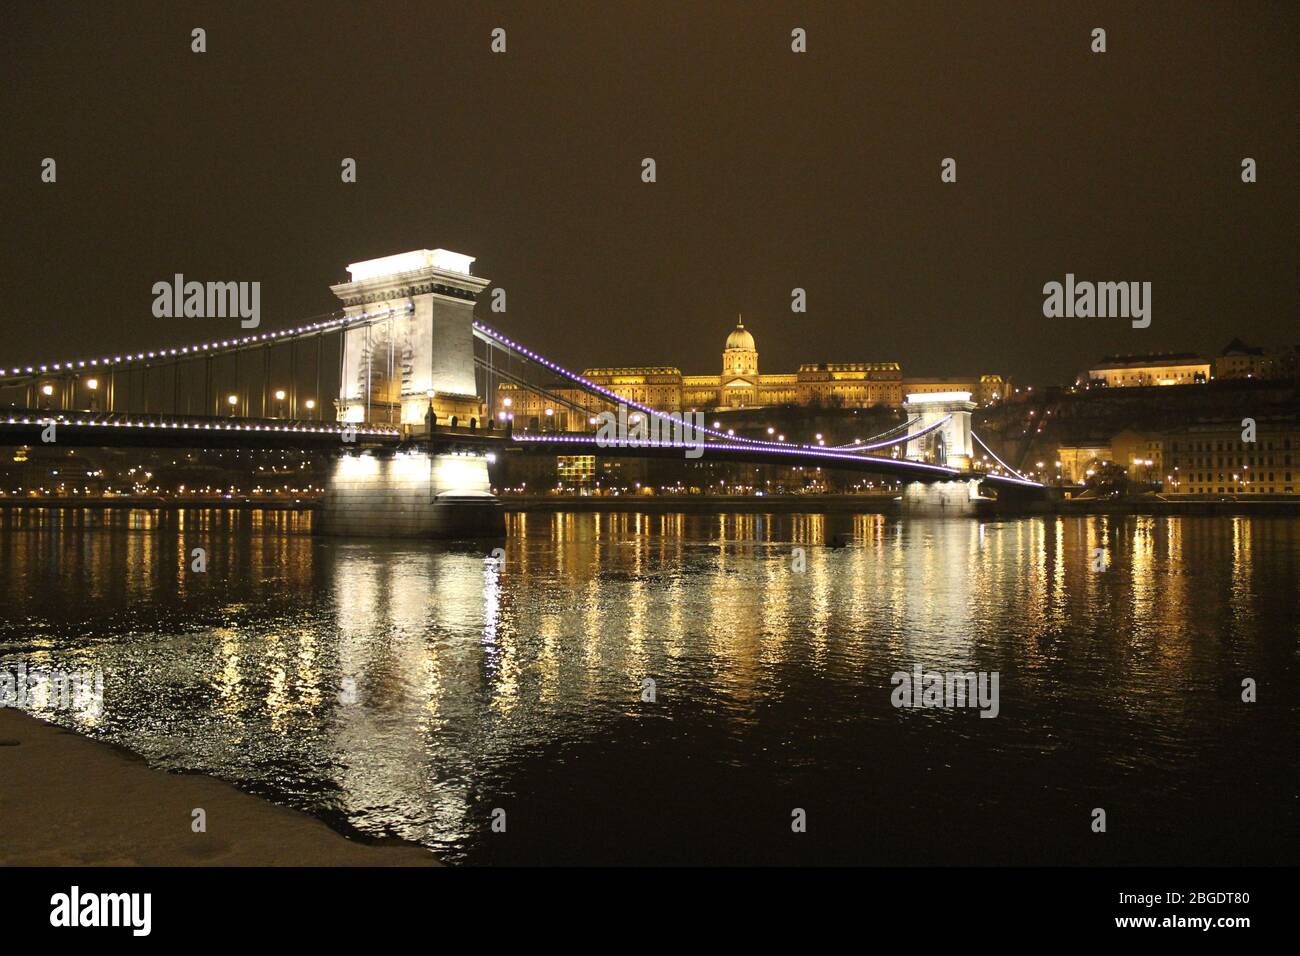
[3,493,1299,518]
[0,496,312,510]
[1055,496,1300,517]
[0,710,438,866]
[497,493,1300,517]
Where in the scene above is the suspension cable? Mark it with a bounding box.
[971,430,1033,482]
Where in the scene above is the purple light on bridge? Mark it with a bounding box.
[0,304,416,383]
[472,321,970,461]
[511,433,963,477]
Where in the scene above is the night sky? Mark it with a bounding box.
[3,1,1296,383]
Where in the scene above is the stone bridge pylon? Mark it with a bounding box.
[316,249,504,539]
[331,249,489,428]
[901,390,983,515]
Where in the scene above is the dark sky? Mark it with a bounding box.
[3,1,1297,383]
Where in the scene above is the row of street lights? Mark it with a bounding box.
[225,390,318,419]
[35,378,318,420]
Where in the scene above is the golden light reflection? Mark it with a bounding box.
[4,505,1295,863]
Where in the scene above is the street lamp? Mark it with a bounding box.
[41,383,54,410]
[304,398,316,419]
[274,389,286,419]
[227,393,238,417]
[85,377,99,412]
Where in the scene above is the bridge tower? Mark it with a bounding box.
[900,390,983,515]
[904,390,976,469]
[316,249,503,539]
[330,249,488,427]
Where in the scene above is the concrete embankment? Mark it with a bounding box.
[0,710,437,866]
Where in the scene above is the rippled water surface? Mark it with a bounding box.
[2,508,1297,864]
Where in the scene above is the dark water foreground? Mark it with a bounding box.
[0,507,1295,865]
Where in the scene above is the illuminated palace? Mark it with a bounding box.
[497,318,1009,428]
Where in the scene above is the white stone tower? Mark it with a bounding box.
[331,249,489,427]
[899,390,985,515]
[317,249,503,539]
[903,391,976,469]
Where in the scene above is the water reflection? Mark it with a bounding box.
[0,507,1296,864]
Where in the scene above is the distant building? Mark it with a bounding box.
[1162,419,1298,495]
[1056,420,1300,494]
[1054,432,1166,486]
[904,375,1010,406]
[1214,338,1300,381]
[496,318,1004,427]
[1110,429,1164,484]
[1055,441,1113,484]
[1085,353,1211,388]
[677,318,906,410]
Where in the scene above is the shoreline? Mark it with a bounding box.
[1,494,1299,518]
[502,495,1300,517]
[0,709,439,867]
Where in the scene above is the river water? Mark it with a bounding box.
[1,508,1296,864]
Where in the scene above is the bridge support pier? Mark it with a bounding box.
[899,479,987,517]
[316,450,504,539]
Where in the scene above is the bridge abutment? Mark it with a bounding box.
[900,479,986,516]
[316,450,504,539]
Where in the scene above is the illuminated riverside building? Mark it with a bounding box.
[1163,420,1297,495]
[496,318,1006,427]
[1110,429,1165,485]
[1056,441,1115,484]
[1055,419,1299,494]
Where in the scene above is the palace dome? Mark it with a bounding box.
[725,319,755,351]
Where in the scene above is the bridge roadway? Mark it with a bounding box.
[0,410,404,450]
[509,434,1044,492]
[0,413,1042,493]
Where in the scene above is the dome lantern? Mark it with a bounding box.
[725,315,755,352]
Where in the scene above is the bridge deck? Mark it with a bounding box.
[0,410,401,450]
[0,410,1042,494]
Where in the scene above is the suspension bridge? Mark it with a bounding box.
[0,248,1042,536]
